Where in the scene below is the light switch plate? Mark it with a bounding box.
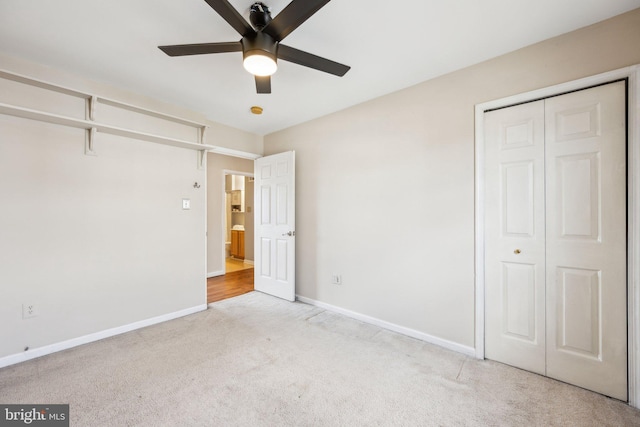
[182,199,191,210]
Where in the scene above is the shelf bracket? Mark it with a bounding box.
[199,126,207,145]
[197,149,206,169]
[85,127,97,156]
[87,96,97,121]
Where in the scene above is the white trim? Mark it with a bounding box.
[204,153,208,304]
[222,170,255,177]
[474,104,486,360]
[220,170,228,276]
[207,270,225,278]
[213,146,262,160]
[628,66,640,408]
[475,64,640,407]
[296,295,476,357]
[0,304,207,369]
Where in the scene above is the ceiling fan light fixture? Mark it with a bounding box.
[241,32,278,76]
[158,0,351,93]
[243,53,277,76]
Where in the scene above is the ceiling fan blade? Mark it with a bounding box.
[278,44,350,77]
[255,76,271,94]
[203,0,255,37]
[262,0,331,41]
[158,41,242,56]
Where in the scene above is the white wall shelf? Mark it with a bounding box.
[0,69,89,99]
[0,68,213,163]
[0,68,267,166]
[95,97,206,129]
[0,102,215,152]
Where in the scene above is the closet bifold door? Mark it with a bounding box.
[484,100,547,376]
[544,81,627,401]
[484,81,627,401]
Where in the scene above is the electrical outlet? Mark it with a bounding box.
[331,274,342,285]
[182,198,191,210]
[22,303,38,319]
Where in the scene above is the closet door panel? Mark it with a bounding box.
[484,100,546,375]
[545,81,627,401]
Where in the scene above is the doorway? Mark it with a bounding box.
[223,173,254,273]
[205,151,297,304]
[207,172,254,303]
[205,152,257,303]
[208,172,254,303]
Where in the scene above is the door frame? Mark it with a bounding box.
[475,64,640,407]
[221,169,254,275]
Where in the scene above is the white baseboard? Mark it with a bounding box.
[0,304,208,369]
[296,295,476,357]
[207,270,224,278]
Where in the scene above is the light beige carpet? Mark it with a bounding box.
[1,291,639,426]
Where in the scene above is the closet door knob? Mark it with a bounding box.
[514,249,521,254]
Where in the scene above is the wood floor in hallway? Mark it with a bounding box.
[225,258,254,273]
[207,268,254,303]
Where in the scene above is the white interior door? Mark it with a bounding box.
[484,100,547,375]
[254,151,296,301]
[544,82,627,400]
[484,81,627,400]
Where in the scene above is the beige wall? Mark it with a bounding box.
[206,153,254,275]
[0,55,262,361]
[264,8,640,349]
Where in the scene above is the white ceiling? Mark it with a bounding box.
[0,0,639,135]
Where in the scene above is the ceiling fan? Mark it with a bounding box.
[158,0,351,94]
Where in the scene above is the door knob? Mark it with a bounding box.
[282,231,296,237]
[514,249,521,254]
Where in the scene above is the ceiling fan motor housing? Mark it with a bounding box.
[250,2,272,29]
